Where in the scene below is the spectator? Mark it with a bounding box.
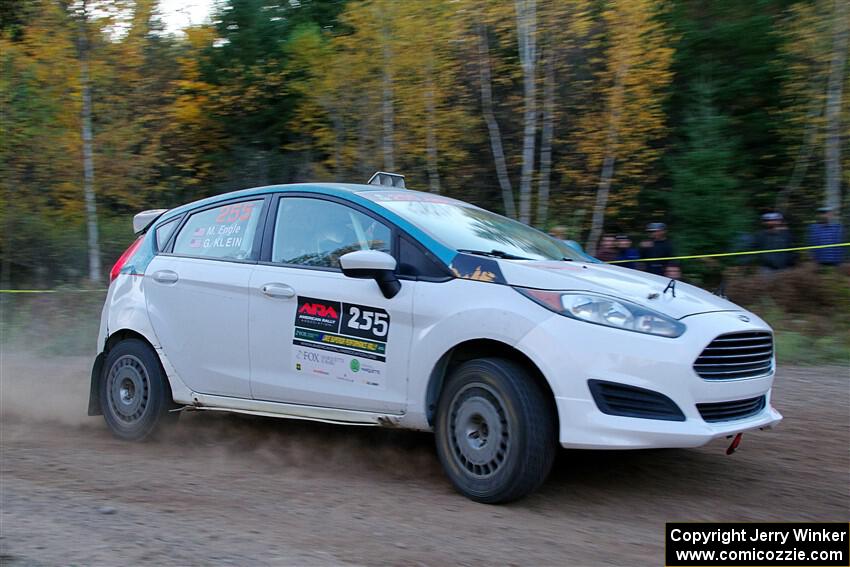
[640,222,674,275]
[595,234,618,262]
[664,262,682,280]
[548,225,568,243]
[807,206,845,267]
[754,212,795,272]
[615,234,640,269]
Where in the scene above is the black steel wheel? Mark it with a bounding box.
[100,338,176,441]
[435,358,556,503]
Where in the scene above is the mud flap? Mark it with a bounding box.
[87,352,105,416]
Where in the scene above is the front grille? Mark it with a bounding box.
[588,380,685,421]
[697,396,766,422]
[693,331,774,380]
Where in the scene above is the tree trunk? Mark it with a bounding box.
[79,8,101,283]
[476,22,516,219]
[776,100,821,211]
[824,0,848,212]
[424,69,441,193]
[536,42,555,228]
[332,111,343,182]
[586,65,625,255]
[381,17,395,172]
[516,0,537,225]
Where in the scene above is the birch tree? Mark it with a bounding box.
[74,0,101,282]
[515,0,537,224]
[824,0,848,212]
[476,19,517,218]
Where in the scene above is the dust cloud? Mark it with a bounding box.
[1,350,93,427]
[0,348,442,480]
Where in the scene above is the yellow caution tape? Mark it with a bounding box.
[1,242,847,291]
[606,242,849,264]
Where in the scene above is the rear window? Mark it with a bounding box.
[172,199,264,260]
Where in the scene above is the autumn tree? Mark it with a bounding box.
[581,0,673,254]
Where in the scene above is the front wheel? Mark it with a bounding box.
[434,358,556,503]
[100,338,176,441]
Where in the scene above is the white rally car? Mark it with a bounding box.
[89,172,782,503]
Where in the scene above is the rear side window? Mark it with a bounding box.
[172,199,264,260]
[155,218,179,251]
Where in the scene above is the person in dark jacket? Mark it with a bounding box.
[807,206,845,266]
[595,234,618,263]
[615,234,640,269]
[754,212,795,271]
[640,222,674,275]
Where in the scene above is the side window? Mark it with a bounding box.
[154,218,179,251]
[272,198,391,268]
[172,199,264,260]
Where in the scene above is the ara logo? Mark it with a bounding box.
[298,303,339,319]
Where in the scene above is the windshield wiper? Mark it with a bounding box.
[457,248,533,261]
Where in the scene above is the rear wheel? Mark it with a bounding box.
[435,358,556,503]
[100,338,176,441]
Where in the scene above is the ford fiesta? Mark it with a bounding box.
[89,172,782,503]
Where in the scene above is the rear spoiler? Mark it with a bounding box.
[133,209,169,235]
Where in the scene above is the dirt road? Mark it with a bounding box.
[1,354,848,566]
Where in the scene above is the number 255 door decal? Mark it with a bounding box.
[291,296,390,388]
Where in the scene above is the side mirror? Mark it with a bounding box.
[339,250,401,299]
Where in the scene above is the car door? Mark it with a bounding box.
[248,195,413,414]
[145,197,269,399]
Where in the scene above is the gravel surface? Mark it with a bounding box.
[1,354,848,566]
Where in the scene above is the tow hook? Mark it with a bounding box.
[726,432,743,455]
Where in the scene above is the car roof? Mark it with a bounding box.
[163,183,415,218]
[158,182,461,265]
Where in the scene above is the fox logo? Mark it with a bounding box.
[298,303,338,319]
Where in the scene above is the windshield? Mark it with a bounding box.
[362,191,590,262]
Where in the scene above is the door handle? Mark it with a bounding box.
[152,270,179,284]
[261,283,296,298]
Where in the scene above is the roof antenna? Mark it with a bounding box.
[663,278,677,297]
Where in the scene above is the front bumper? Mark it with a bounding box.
[517,309,783,449]
[554,395,782,449]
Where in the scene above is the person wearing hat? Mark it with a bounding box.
[615,234,640,269]
[807,206,844,266]
[755,211,795,271]
[640,222,674,276]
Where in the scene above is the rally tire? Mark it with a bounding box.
[100,339,176,441]
[435,358,556,504]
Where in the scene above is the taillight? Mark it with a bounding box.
[110,236,144,282]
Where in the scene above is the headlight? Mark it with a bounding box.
[515,288,686,338]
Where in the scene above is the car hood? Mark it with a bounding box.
[497,260,742,319]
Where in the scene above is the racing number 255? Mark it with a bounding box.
[347,306,388,338]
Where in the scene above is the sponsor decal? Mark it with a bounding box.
[295,296,342,333]
[291,296,390,388]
